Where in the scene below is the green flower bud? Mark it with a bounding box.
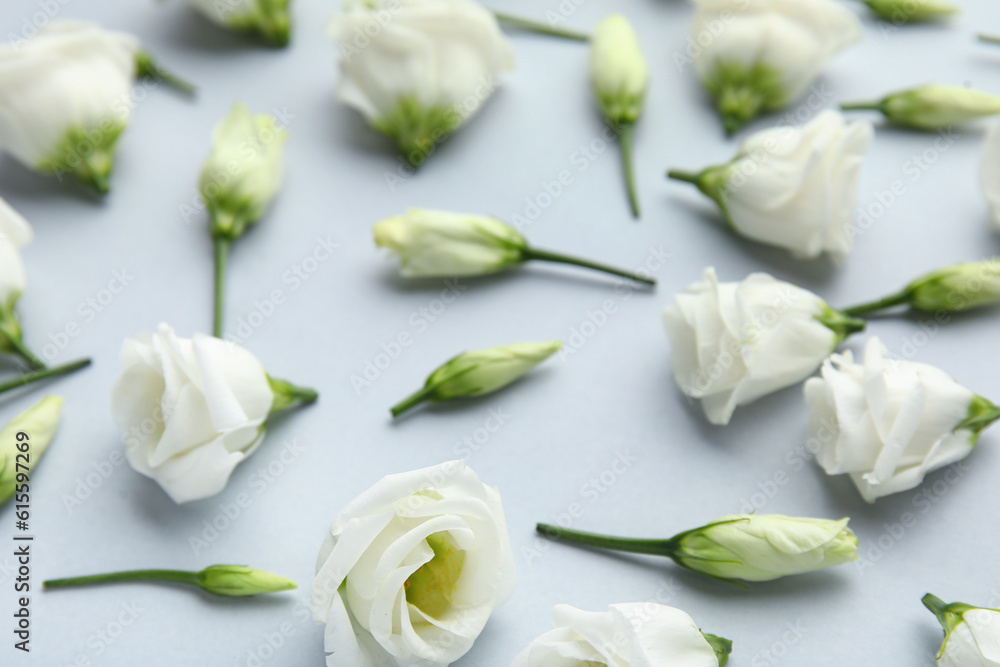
[904,260,1000,312]
[862,0,959,22]
[669,515,858,582]
[589,14,649,126]
[391,341,562,416]
[843,85,1000,130]
[188,0,291,47]
[197,565,297,597]
[0,396,63,505]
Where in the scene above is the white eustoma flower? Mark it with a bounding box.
[669,111,872,261]
[663,267,864,425]
[0,22,140,193]
[391,341,563,416]
[981,121,1000,230]
[328,0,515,166]
[111,323,315,503]
[0,198,32,311]
[186,0,292,46]
[311,460,515,667]
[689,0,862,132]
[512,603,731,667]
[200,102,288,240]
[374,208,656,285]
[924,595,1000,667]
[844,85,1000,130]
[0,395,62,505]
[804,337,997,502]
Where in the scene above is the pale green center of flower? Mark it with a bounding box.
[404,532,465,619]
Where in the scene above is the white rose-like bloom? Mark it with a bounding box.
[804,337,996,502]
[690,0,862,132]
[0,21,140,192]
[0,198,32,310]
[111,323,315,503]
[663,267,863,425]
[670,110,873,261]
[311,460,515,667]
[186,0,292,46]
[200,102,288,239]
[328,0,515,166]
[512,603,731,667]
[924,595,1000,667]
[375,209,527,277]
[980,120,1000,230]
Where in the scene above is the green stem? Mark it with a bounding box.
[45,569,200,590]
[666,169,702,186]
[4,336,46,370]
[213,237,230,338]
[0,358,91,396]
[390,385,438,418]
[536,523,670,556]
[136,52,197,96]
[978,33,1000,45]
[522,247,655,286]
[492,11,590,41]
[619,124,640,219]
[841,291,911,317]
[840,101,884,112]
[922,593,952,627]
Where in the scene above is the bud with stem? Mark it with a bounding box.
[45,564,296,597]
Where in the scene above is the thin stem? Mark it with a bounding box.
[0,358,91,396]
[619,124,640,219]
[390,385,437,418]
[492,11,590,41]
[922,594,952,626]
[45,569,200,590]
[268,376,319,414]
[4,336,46,370]
[666,169,702,186]
[136,53,197,96]
[522,247,656,286]
[536,524,670,556]
[978,34,1000,45]
[840,291,910,317]
[213,237,230,338]
[840,101,884,112]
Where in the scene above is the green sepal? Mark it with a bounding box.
[863,0,959,23]
[268,375,319,414]
[956,395,1000,442]
[815,305,867,345]
[372,97,461,168]
[704,62,787,135]
[666,166,734,227]
[226,0,292,47]
[0,299,23,357]
[702,632,734,667]
[922,594,979,658]
[37,124,126,194]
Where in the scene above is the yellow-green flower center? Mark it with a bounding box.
[404,532,465,619]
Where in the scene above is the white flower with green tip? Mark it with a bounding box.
[187,0,292,46]
[923,594,1000,666]
[327,0,515,167]
[0,22,193,194]
[690,0,862,133]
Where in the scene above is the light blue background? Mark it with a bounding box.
[1,0,1000,665]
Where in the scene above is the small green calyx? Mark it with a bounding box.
[702,632,734,667]
[957,395,1000,440]
[598,94,645,127]
[0,301,23,357]
[38,125,126,194]
[268,375,319,414]
[816,306,867,344]
[705,62,786,134]
[227,0,292,47]
[922,593,979,658]
[373,97,461,168]
[197,565,297,596]
[405,532,466,619]
[666,166,733,224]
